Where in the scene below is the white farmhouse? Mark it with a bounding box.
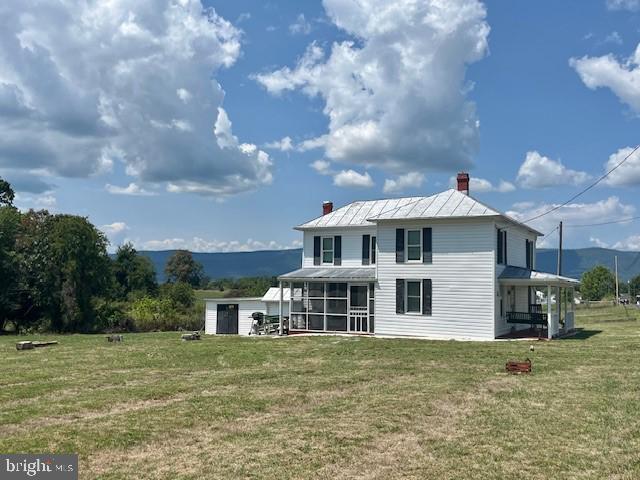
[274,173,579,340]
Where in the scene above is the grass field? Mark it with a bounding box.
[194,289,227,300]
[2,306,640,479]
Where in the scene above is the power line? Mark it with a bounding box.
[521,144,640,224]
[564,215,640,228]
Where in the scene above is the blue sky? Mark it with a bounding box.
[2,0,640,252]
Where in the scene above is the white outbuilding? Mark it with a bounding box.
[204,288,290,335]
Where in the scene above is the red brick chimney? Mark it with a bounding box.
[322,201,333,215]
[456,172,470,195]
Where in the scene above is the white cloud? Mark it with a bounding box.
[602,146,640,186]
[590,237,610,248]
[507,196,635,247]
[101,222,129,236]
[613,235,640,250]
[297,136,327,152]
[333,169,374,188]
[289,14,312,35]
[570,43,640,113]
[14,192,57,209]
[383,172,425,194]
[311,159,332,175]
[517,151,591,188]
[606,0,640,11]
[255,0,489,174]
[105,183,156,196]
[0,1,272,198]
[448,176,515,193]
[139,237,301,253]
[264,136,294,152]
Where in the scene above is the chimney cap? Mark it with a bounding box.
[322,200,333,215]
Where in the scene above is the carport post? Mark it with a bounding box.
[547,285,553,340]
[278,281,283,336]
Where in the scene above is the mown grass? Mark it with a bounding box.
[1,306,640,479]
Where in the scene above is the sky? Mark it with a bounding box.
[2,0,640,252]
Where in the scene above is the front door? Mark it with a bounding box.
[349,285,369,333]
[217,304,239,334]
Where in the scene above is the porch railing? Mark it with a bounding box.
[506,310,547,325]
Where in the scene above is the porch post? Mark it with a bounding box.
[278,280,283,336]
[547,285,553,340]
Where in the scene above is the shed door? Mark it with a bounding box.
[216,304,239,334]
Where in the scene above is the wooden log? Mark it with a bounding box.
[16,341,34,351]
[181,332,201,341]
[32,341,58,348]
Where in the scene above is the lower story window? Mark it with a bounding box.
[406,280,422,313]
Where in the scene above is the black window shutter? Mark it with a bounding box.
[371,236,376,264]
[422,228,432,264]
[497,230,503,264]
[395,228,405,263]
[525,240,531,269]
[313,236,321,266]
[503,231,508,265]
[362,234,371,265]
[422,279,432,316]
[334,236,342,265]
[396,279,405,313]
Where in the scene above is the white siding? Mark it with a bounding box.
[497,222,537,269]
[375,219,496,340]
[302,227,377,268]
[266,301,290,316]
[205,300,266,336]
[495,285,531,336]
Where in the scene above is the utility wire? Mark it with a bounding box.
[564,215,640,228]
[521,144,640,224]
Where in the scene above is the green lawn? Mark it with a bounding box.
[1,307,640,479]
[194,289,227,300]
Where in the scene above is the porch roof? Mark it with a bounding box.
[498,266,579,287]
[278,267,376,282]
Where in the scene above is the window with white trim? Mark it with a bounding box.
[406,230,421,261]
[322,237,334,264]
[406,280,422,313]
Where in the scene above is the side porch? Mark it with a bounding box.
[277,267,377,335]
[497,266,580,339]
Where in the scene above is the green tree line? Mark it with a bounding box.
[0,178,208,333]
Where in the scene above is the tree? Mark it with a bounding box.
[0,177,14,207]
[112,243,157,299]
[0,205,21,330]
[581,265,616,301]
[630,274,640,301]
[164,250,204,287]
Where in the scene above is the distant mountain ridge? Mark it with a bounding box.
[137,247,640,282]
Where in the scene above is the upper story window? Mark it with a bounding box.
[313,235,341,266]
[322,237,334,264]
[395,228,432,264]
[526,239,534,270]
[496,229,508,265]
[407,230,422,261]
[362,234,377,265]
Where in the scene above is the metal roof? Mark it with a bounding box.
[499,266,579,286]
[261,287,291,302]
[279,267,376,281]
[296,189,541,235]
